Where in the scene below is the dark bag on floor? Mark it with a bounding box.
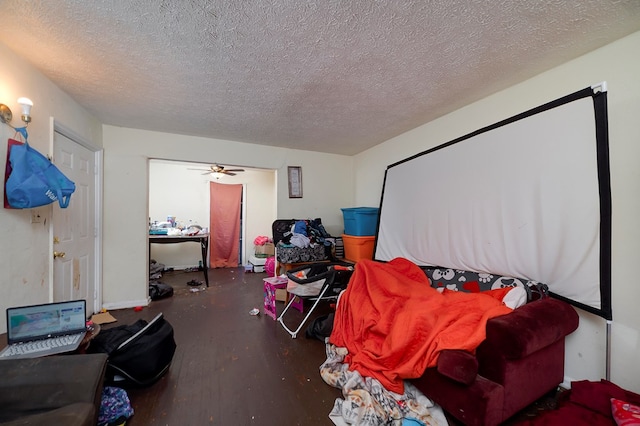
[149,281,174,300]
[89,313,176,388]
[305,312,335,341]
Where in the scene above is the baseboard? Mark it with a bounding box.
[102,297,150,311]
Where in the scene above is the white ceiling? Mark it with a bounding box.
[0,1,639,156]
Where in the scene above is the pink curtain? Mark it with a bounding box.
[209,182,242,268]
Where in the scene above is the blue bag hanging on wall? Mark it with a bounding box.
[5,140,75,208]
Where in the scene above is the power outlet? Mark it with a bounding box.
[31,211,42,223]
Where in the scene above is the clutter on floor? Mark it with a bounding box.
[250,235,274,273]
[149,259,165,280]
[149,259,174,300]
[88,313,177,389]
[91,311,118,325]
[98,386,134,426]
[149,281,174,300]
[272,218,337,274]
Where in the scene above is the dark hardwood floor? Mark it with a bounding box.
[101,268,559,426]
[103,268,341,425]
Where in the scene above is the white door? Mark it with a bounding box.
[52,131,97,307]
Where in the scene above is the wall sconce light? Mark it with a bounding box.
[0,103,12,124]
[0,97,34,127]
[17,97,33,123]
[0,97,33,139]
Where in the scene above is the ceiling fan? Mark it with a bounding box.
[188,164,245,176]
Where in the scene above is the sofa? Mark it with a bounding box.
[272,218,336,274]
[0,353,108,426]
[410,268,580,426]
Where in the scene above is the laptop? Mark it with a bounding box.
[0,300,87,360]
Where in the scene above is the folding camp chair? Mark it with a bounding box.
[277,262,354,338]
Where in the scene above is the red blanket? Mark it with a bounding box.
[330,258,513,394]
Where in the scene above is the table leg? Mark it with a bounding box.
[200,239,209,287]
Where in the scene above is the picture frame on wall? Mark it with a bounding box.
[288,166,303,198]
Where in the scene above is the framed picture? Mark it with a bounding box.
[287,166,303,198]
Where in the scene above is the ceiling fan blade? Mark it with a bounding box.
[189,164,244,176]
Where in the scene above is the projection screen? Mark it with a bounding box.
[375,85,612,320]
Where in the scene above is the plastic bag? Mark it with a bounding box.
[5,140,75,208]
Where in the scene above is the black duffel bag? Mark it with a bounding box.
[89,313,176,388]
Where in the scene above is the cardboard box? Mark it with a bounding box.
[255,242,275,256]
[276,289,304,312]
[275,288,288,302]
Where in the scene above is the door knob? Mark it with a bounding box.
[53,251,66,259]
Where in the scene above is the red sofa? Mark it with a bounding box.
[410,297,579,426]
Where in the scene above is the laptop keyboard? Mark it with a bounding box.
[0,333,83,359]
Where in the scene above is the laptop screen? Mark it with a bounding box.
[6,300,86,344]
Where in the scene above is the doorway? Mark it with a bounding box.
[51,123,102,313]
[148,160,276,270]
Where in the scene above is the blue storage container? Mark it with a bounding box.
[341,207,379,236]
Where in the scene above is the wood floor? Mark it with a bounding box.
[103,268,341,425]
[102,268,558,426]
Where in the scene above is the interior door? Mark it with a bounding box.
[52,131,97,306]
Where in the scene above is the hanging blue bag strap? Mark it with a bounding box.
[5,141,76,208]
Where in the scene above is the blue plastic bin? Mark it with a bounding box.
[341,207,379,236]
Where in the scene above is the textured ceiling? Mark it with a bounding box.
[0,1,639,155]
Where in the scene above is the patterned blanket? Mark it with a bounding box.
[320,342,447,426]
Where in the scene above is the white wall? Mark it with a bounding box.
[354,31,640,393]
[0,43,103,333]
[148,159,277,268]
[102,126,353,309]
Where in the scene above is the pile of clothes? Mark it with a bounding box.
[279,219,331,249]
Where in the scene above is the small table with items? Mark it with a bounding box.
[149,233,209,287]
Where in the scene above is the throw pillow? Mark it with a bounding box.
[422,267,548,302]
[611,398,640,425]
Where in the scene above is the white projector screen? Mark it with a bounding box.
[375,86,612,320]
